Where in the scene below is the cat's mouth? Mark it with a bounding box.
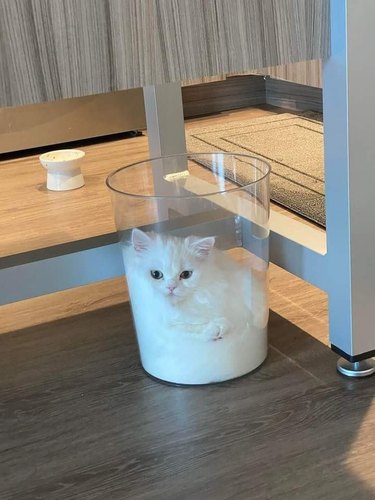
[167,291,184,303]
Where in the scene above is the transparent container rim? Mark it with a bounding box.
[106,152,271,200]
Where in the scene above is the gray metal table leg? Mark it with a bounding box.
[323,0,375,375]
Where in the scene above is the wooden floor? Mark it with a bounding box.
[1,295,375,499]
[1,107,374,499]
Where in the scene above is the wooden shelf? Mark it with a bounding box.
[0,135,150,268]
[0,108,263,267]
[1,106,316,271]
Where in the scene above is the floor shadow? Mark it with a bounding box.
[0,305,374,499]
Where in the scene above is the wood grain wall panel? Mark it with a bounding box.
[0,0,330,107]
[182,75,227,87]
[216,0,329,74]
[109,0,226,88]
[253,60,323,88]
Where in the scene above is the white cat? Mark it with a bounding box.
[123,228,267,343]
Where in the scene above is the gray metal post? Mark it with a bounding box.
[143,82,186,157]
[143,82,188,217]
[323,0,375,374]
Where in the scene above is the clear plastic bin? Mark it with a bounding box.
[107,153,270,385]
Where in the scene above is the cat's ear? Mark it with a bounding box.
[132,228,152,253]
[187,236,215,258]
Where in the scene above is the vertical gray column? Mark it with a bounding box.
[323,0,375,360]
[143,82,186,157]
[143,82,188,216]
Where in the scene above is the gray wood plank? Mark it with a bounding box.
[0,305,374,500]
[0,0,330,107]
[266,77,323,112]
[182,75,266,117]
[216,0,329,73]
[253,59,323,88]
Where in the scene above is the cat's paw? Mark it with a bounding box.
[212,330,224,341]
[203,320,228,341]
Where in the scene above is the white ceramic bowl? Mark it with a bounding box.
[39,149,85,191]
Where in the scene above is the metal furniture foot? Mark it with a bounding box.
[336,358,375,378]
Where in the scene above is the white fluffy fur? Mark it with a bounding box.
[124,229,267,343]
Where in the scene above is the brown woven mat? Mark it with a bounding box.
[186,112,325,226]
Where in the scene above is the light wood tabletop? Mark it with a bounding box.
[0,136,148,261]
[1,107,283,265]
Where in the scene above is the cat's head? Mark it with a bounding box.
[131,228,215,303]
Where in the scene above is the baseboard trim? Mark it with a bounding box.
[182,75,266,118]
[182,75,323,117]
[265,77,323,113]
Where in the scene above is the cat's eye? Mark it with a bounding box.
[180,270,193,280]
[151,270,163,280]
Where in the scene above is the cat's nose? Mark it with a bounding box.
[167,285,176,292]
